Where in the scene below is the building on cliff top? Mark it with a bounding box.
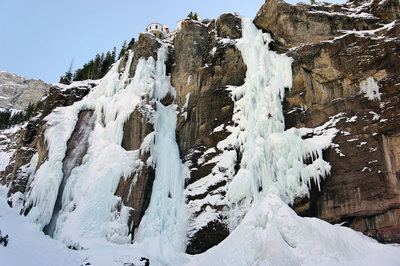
[145,23,169,39]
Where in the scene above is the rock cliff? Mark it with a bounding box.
[0,71,50,110]
[254,0,400,244]
[1,0,399,255]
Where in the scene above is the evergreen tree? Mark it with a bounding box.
[101,51,113,77]
[128,38,135,49]
[111,47,117,62]
[24,102,35,120]
[0,110,11,129]
[118,41,127,59]
[187,11,199,20]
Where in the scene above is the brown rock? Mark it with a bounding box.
[253,0,380,47]
[283,14,400,243]
[116,105,155,238]
[171,14,245,253]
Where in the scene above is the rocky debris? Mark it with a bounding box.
[0,71,49,110]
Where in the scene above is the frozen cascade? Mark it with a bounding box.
[24,42,187,249]
[135,46,188,257]
[189,17,399,265]
[25,51,143,244]
[10,15,399,266]
[43,111,96,237]
[225,17,331,228]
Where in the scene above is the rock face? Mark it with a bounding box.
[253,0,397,47]
[0,71,50,110]
[172,14,246,254]
[1,81,95,205]
[2,0,400,255]
[253,0,400,243]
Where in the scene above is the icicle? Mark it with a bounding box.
[226,17,334,228]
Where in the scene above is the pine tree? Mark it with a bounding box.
[111,47,117,62]
[118,41,127,59]
[94,54,102,79]
[24,102,35,120]
[101,51,113,77]
[128,38,135,49]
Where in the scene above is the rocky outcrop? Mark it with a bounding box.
[0,71,50,110]
[253,0,396,47]
[172,14,245,254]
[126,33,163,77]
[116,108,155,239]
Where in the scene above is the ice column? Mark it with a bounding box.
[227,17,331,224]
[136,45,188,254]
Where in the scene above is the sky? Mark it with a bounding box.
[0,0,344,84]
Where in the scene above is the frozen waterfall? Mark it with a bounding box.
[189,17,398,265]
[14,15,400,266]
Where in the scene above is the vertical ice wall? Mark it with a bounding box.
[136,46,188,255]
[190,17,397,266]
[43,111,96,237]
[24,44,186,246]
[225,17,333,228]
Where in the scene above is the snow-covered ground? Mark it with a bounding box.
[1,15,400,266]
[1,184,399,266]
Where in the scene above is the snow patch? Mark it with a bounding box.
[360,77,381,101]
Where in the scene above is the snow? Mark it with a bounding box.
[52,79,100,92]
[0,186,82,266]
[136,46,188,255]
[360,77,381,101]
[307,10,375,19]
[225,17,333,226]
[369,111,380,120]
[346,115,357,122]
[190,185,400,266]
[2,15,400,266]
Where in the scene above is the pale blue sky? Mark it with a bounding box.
[0,0,344,83]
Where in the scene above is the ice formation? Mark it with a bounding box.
[2,14,399,266]
[135,47,188,254]
[190,17,399,265]
[24,44,186,247]
[224,17,333,229]
[360,76,381,101]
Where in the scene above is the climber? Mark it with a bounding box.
[267,113,272,119]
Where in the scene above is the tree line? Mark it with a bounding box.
[61,38,135,84]
[0,102,38,129]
